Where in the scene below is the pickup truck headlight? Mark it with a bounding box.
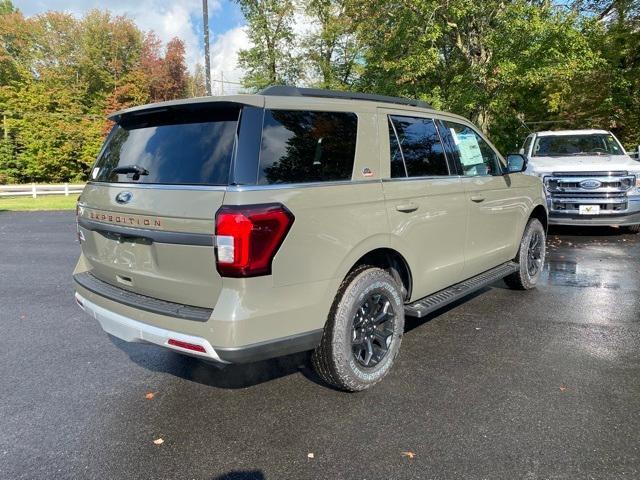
[543,177,558,192]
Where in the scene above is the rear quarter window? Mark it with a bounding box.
[258,110,358,185]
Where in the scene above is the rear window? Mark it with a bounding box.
[258,110,358,185]
[92,106,240,185]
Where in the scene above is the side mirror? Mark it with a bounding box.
[506,153,527,173]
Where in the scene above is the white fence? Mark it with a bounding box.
[0,183,85,198]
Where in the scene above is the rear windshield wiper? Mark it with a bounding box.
[110,165,149,180]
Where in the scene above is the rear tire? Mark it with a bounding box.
[504,218,546,290]
[312,266,404,392]
[624,224,640,234]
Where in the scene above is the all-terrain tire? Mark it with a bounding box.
[504,218,546,290]
[311,266,405,392]
[624,224,640,234]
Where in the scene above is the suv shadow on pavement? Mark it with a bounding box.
[108,287,493,390]
[109,335,316,389]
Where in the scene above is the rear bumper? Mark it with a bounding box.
[75,292,227,362]
[75,290,323,364]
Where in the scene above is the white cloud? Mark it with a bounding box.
[209,26,249,94]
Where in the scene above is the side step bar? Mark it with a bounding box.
[404,261,519,318]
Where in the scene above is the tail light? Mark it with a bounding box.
[215,203,294,277]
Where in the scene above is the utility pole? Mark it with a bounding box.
[202,0,212,96]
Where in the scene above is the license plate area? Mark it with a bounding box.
[579,205,600,215]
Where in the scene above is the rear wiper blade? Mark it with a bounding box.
[110,165,149,180]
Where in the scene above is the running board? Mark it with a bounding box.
[404,261,519,318]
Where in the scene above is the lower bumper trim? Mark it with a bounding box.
[75,292,323,364]
[75,292,226,362]
[549,211,640,226]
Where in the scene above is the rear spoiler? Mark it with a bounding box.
[108,95,264,123]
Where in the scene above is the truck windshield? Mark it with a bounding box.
[91,105,241,185]
[532,134,624,157]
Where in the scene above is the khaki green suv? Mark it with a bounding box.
[73,87,548,391]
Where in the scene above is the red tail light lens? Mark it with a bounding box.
[215,203,294,277]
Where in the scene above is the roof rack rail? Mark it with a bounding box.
[260,86,432,109]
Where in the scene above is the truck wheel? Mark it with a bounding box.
[312,266,404,392]
[504,218,546,290]
[624,224,640,234]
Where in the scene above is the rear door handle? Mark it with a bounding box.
[396,203,418,213]
[470,196,485,203]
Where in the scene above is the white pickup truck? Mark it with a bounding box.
[520,129,640,232]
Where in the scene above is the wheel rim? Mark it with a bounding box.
[527,230,544,277]
[351,293,395,368]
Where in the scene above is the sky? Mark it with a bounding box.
[17,0,250,93]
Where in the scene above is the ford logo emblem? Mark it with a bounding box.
[580,179,601,189]
[115,191,133,204]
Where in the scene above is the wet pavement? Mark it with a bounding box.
[1,211,639,480]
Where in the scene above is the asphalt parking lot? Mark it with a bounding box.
[1,211,639,480]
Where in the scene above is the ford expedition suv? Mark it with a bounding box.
[520,129,640,232]
[74,87,548,391]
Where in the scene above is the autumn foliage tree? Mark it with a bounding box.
[0,2,195,184]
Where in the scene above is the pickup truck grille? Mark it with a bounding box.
[544,171,635,214]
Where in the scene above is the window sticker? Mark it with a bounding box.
[92,167,100,179]
[456,132,484,167]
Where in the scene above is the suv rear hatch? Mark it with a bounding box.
[77,101,248,309]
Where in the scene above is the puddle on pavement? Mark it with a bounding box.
[542,258,621,290]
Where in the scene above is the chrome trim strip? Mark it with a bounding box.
[550,171,629,177]
[382,175,463,182]
[78,217,214,246]
[226,179,381,191]
[86,182,228,191]
[550,197,627,204]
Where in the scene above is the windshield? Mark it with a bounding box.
[91,106,240,185]
[532,134,625,157]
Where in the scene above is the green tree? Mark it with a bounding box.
[303,0,364,89]
[236,0,301,90]
[352,0,605,151]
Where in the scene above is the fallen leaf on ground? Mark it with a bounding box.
[401,451,416,459]
[153,438,164,445]
[307,453,314,459]
[145,392,155,400]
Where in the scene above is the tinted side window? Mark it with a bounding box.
[443,121,503,176]
[389,116,448,177]
[258,110,358,185]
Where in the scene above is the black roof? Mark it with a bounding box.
[261,86,432,109]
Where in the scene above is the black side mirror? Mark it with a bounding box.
[506,153,527,173]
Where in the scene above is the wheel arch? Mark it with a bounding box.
[346,247,413,302]
[530,204,548,232]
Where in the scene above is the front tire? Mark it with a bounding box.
[312,266,405,392]
[624,224,640,234]
[504,218,546,290]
